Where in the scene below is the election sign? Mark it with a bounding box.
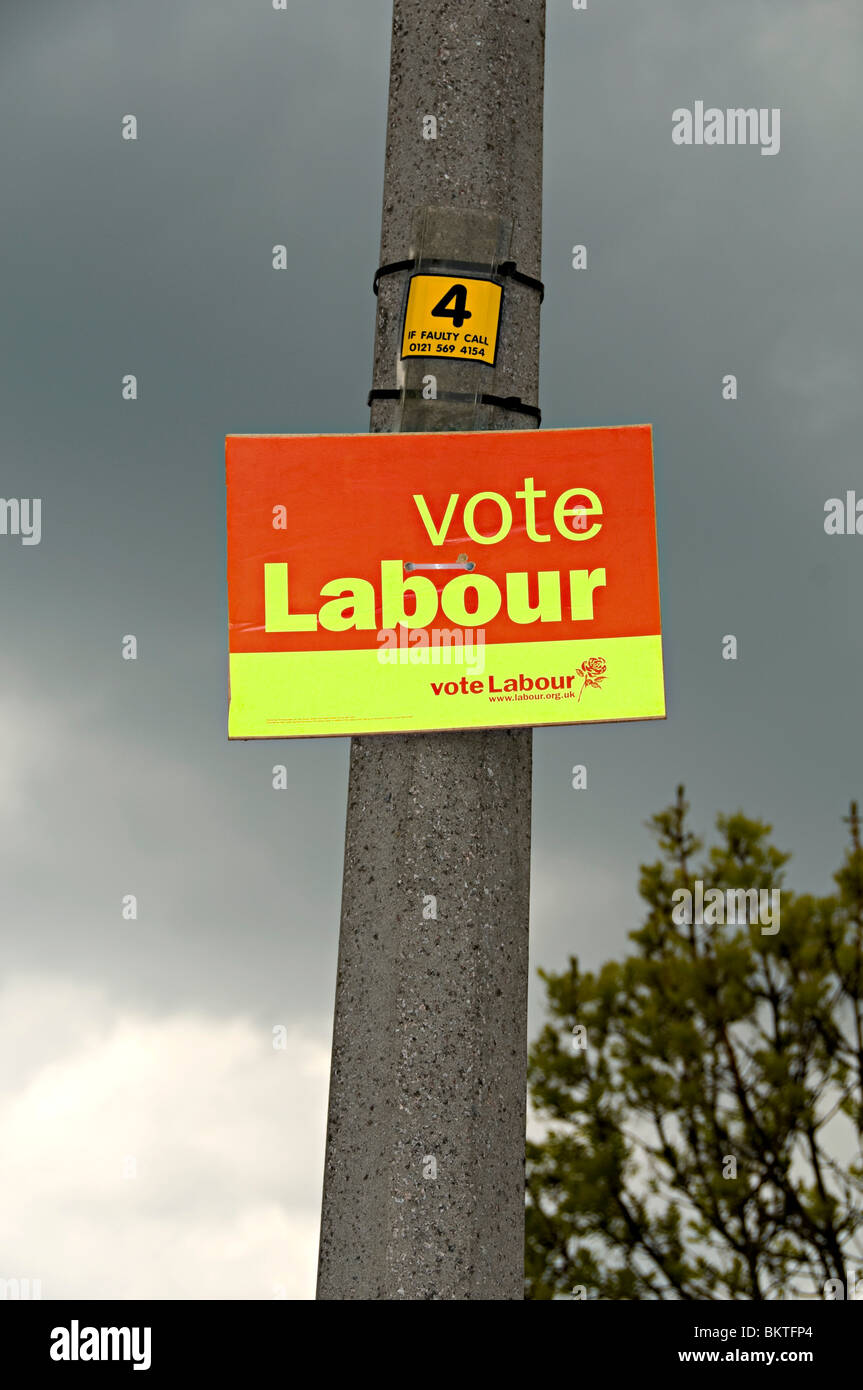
[225,426,665,739]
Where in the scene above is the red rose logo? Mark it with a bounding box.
[575,656,607,703]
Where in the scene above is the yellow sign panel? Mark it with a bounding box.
[401,274,503,365]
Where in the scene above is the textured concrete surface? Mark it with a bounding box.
[317,0,545,1300]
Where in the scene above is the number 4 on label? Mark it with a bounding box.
[431,283,472,330]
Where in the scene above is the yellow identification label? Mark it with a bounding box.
[401,274,503,365]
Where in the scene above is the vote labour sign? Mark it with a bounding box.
[225,427,665,738]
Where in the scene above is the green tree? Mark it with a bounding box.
[526,789,863,1300]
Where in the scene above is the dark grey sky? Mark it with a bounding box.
[1,0,860,1297]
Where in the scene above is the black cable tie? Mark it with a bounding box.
[480,393,542,421]
[367,387,540,423]
[373,257,544,302]
[496,262,545,301]
[372,259,415,296]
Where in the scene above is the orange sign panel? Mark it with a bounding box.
[225,427,665,738]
